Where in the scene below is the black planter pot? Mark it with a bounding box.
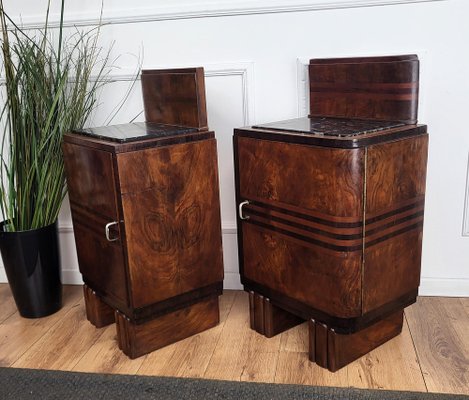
[0,221,62,318]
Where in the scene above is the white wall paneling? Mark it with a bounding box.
[0,63,253,289]
[1,0,468,297]
[5,0,447,29]
[463,152,469,237]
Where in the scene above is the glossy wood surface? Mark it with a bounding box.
[83,285,115,328]
[234,55,428,370]
[63,67,223,358]
[117,139,223,308]
[72,220,129,309]
[325,311,403,372]
[115,296,219,359]
[366,135,428,214]
[62,142,119,219]
[141,68,208,130]
[363,134,428,312]
[243,224,362,318]
[309,55,419,123]
[3,285,469,395]
[249,291,303,338]
[237,136,364,218]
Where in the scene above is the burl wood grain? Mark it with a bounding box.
[309,55,419,123]
[62,142,119,219]
[83,285,115,328]
[237,136,364,218]
[363,230,423,313]
[366,135,428,214]
[141,68,208,130]
[117,139,223,308]
[363,134,428,312]
[242,223,362,318]
[115,296,219,359]
[310,311,404,372]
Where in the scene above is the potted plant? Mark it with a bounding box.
[0,0,112,317]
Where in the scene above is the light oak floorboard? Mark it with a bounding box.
[0,286,83,367]
[405,297,469,395]
[1,285,469,395]
[273,317,425,392]
[204,291,280,383]
[0,285,17,323]
[11,297,104,371]
[137,290,236,378]
[73,324,145,375]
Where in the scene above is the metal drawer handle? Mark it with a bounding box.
[105,221,119,242]
[239,200,250,220]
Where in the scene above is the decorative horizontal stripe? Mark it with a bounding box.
[245,219,363,252]
[365,198,425,224]
[240,195,425,252]
[248,212,362,248]
[365,198,424,247]
[248,199,363,228]
[365,202,424,230]
[365,210,424,237]
[365,221,423,247]
[309,82,418,89]
[310,91,415,101]
[247,208,363,240]
[248,204,362,236]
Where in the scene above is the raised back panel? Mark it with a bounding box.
[141,67,208,130]
[309,55,419,124]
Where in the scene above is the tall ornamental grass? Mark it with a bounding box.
[0,0,111,231]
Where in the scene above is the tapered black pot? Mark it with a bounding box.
[0,221,62,318]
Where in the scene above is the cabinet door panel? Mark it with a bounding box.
[118,139,223,308]
[73,220,128,307]
[237,136,364,218]
[63,142,119,218]
[242,223,362,318]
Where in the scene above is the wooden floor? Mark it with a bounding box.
[1,284,468,395]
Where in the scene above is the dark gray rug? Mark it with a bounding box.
[0,367,467,400]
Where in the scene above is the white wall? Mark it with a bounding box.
[1,0,468,296]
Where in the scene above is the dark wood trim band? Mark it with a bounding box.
[248,199,363,228]
[130,282,223,324]
[234,125,427,149]
[365,221,424,248]
[365,199,425,224]
[365,210,424,237]
[246,208,363,240]
[245,219,363,252]
[242,277,417,334]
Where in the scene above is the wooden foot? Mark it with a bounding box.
[249,291,304,338]
[115,296,220,359]
[309,310,404,372]
[83,285,115,328]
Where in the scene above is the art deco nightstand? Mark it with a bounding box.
[234,55,428,371]
[63,68,224,358]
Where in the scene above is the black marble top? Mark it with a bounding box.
[73,122,199,143]
[253,117,405,138]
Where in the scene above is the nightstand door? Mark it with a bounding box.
[63,142,129,308]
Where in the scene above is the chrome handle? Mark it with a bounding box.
[239,200,250,220]
[105,221,119,242]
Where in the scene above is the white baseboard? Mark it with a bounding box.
[2,268,468,297]
[223,272,242,290]
[60,269,84,285]
[419,277,469,297]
